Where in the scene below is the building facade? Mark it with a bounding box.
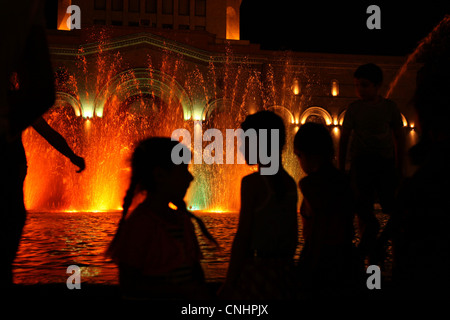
[22,0,421,211]
[49,0,419,124]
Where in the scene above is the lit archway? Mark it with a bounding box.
[338,110,409,127]
[267,105,295,124]
[202,98,232,121]
[93,68,193,119]
[300,106,333,125]
[55,92,82,117]
[338,110,346,126]
[401,113,408,127]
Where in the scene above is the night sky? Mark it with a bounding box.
[240,1,450,56]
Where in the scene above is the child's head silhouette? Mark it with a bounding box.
[353,63,383,101]
[124,137,193,214]
[354,63,383,86]
[241,110,286,149]
[107,137,218,260]
[240,110,285,175]
[294,122,334,174]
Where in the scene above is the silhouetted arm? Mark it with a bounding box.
[339,126,351,171]
[31,117,85,172]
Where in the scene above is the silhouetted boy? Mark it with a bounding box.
[339,63,405,265]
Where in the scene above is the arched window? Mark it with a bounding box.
[300,106,333,126]
[267,105,295,124]
[331,79,339,96]
[55,92,83,117]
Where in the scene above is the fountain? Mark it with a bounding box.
[13,13,450,287]
[24,14,450,213]
[22,28,302,213]
[386,15,450,99]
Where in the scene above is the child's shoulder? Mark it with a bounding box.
[243,170,297,189]
[382,97,396,104]
[379,97,398,108]
[298,174,314,191]
[282,170,298,185]
[348,99,362,108]
[242,172,263,186]
[300,166,343,185]
[125,203,161,224]
[349,97,396,106]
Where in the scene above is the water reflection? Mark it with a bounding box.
[14,210,392,284]
[14,211,304,284]
[14,211,121,284]
[14,211,250,284]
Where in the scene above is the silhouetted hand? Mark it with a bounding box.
[71,155,85,173]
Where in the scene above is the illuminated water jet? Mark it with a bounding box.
[386,15,450,98]
[22,32,302,213]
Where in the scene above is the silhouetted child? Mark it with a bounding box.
[295,122,361,297]
[107,137,216,300]
[1,2,55,289]
[339,63,405,265]
[0,115,85,286]
[392,60,450,299]
[221,110,298,300]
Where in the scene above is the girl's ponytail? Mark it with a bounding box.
[188,212,219,247]
[172,199,219,247]
[121,173,140,222]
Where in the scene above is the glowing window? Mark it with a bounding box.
[331,79,339,96]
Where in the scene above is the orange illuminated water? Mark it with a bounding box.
[13,211,242,284]
[16,29,306,286]
[13,12,448,287]
[22,29,302,214]
[13,211,306,284]
[14,210,394,285]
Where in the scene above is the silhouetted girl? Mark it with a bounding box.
[107,137,216,300]
[221,111,299,300]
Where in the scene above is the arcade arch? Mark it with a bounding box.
[93,68,193,119]
[300,106,333,126]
